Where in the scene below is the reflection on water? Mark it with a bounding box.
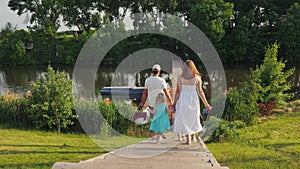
[0,65,299,98]
[0,71,7,95]
[0,66,45,96]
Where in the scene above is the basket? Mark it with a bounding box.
[132,108,151,125]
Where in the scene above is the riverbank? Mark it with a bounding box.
[207,100,300,169]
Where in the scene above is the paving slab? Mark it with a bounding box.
[52,131,229,169]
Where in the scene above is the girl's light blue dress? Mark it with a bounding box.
[149,103,170,133]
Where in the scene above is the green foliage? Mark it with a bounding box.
[0,26,31,66]
[277,3,300,64]
[218,13,252,63]
[2,0,300,65]
[189,0,234,43]
[223,84,259,126]
[8,0,62,32]
[73,98,102,135]
[0,26,90,66]
[98,99,151,137]
[207,101,300,168]
[61,0,102,32]
[29,65,75,133]
[205,116,245,143]
[55,37,83,65]
[251,43,295,106]
[11,40,27,66]
[0,92,31,127]
[219,0,300,63]
[73,98,151,136]
[222,43,295,124]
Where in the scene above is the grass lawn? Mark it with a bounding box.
[207,100,300,169]
[0,125,145,169]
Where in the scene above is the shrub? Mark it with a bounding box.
[203,116,245,143]
[222,43,295,124]
[99,99,151,137]
[251,43,295,107]
[73,98,102,135]
[258,100,277,116]
[0,90,31,126]
[73,98,151,136]
[29,65,75,133]
[223,85,259,126]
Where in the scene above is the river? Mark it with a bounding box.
[0,64,299,99]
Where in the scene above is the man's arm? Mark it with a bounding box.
[139,89,148,108]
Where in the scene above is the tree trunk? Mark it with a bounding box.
[58,118,61,134]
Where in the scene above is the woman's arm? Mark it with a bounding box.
[196,76,212,110]
[173,76,181,107]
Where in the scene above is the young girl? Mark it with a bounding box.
[149,92,171,144]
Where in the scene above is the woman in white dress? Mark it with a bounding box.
[173,60,212,145]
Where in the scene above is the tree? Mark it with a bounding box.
[11,40,26,66]
[29,66,75,133]
[95,0,131,20]
[8,0,63,32]
[0,25,30,66]
[8,0,65,59]
[0,23,16,64]
[277,3,300,63]
[217,8,255,63]
[188,0,234,43]
[220,0,299,63]
[61,0,102,32]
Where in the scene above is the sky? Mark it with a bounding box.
[0,0,133,31]
[0,0,72,31]
[0,0,28,30]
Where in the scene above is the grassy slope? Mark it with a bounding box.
[207,100,300,169]
[1,100,299,169]
[0,126,145,169]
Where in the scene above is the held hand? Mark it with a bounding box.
[205,104,212,111]
[167,105,174,112]
[138,103,144,110]
[168,104,175,108]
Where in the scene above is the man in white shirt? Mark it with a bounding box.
[139,64,173,140]
[139,64,173,109]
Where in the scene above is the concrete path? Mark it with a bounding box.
[52,131,228,169]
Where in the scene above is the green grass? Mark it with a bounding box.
[0,126,145,169]
[2,100,300,169]
[207,100,300,169]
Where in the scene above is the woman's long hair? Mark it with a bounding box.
[182,59,202,79]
